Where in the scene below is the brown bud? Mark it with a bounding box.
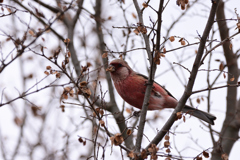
[203,151,209,158]
[165,135,170,140]
[110,133,124,146]
[99,120,105,127]
[142,3,148,8]
[219,62,224,71]
[46,66,51,70]
[169,36,175,42]
[56,72,61,78]
[181,40,186,45]
[102,52,108,58]
[164,141,170,148]
[44,71,49,75]
[127,129,132,135]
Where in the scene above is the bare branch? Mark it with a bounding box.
[146,0,220,150]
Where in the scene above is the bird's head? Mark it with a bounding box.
[107,59,134,81]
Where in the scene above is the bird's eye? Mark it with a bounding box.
[118,64,123,68]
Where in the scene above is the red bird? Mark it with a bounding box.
[108,59,216,125]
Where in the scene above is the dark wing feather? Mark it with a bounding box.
[136,73,177,100]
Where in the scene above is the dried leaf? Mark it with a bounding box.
[44,71,49,75]
[229,43,232,50]
[219,62,224,71]
[169,36,175,42]
[160,53,165,57]
[128,151,134,158]
[126,108,132,113]
[102,52,108,58]
[110,133,124,146]
[179,38,184,42]
[80,81,88,87]
[6,7,11,13]
[64,38,70,43]
[183,115,186,122]
[82,88,91,98]
[176,112,182,119]
[154,50,161,65]
[164,141,170,148]
[203,151,209,158]
[141,149,148,159]
[132,13,137,19]
[64,87,71,92]
[196,156,202,160]
[138,25,147,34]
[148,144,159,160]
[56,72,61,78]
[95,107,100,113]
[166,148,171,153]
[67,51,71,57]
[99,119,105,127]
[29,30,35,37]
[99,109,104,116]
[14,117,22,126]
[181,40,186,45]
[127,129,132,135]
[62,93,68,100]
[133,28,139,35]
[119,54,123,59]
[106,66,115,72]
[236,22,240,30]
[142,3,148,8]
[60,105,65,112]
[164,135,170,140]
[46,66,51,70]
[181,3,185,10]
[196,98,201,104]
[6,37,11,41]
[176,0,181,6]
[163,48,166,53]
[81,66,88,73]
[69,89,74,97]
[31,106,41,116]
[92,111,96,117]
[87,62,92,67]
[230,77,235,81]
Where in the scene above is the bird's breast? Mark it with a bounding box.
[114,75,169,110]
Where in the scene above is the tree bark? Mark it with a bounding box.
[211,0,240,159]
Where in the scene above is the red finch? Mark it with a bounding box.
[108,59,216,125]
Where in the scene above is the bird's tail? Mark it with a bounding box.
[182,105,216,125]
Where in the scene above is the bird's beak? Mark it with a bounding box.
[106,64,115,72]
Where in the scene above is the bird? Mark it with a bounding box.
[107,59,216,125]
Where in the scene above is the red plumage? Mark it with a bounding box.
[108,59,216,125]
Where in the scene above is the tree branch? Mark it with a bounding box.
[94,0,134,149]
[211,0,240,159]
[133,0,164,154]
[146,0,220,150]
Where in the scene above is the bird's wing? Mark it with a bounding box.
[136,73,177,100]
